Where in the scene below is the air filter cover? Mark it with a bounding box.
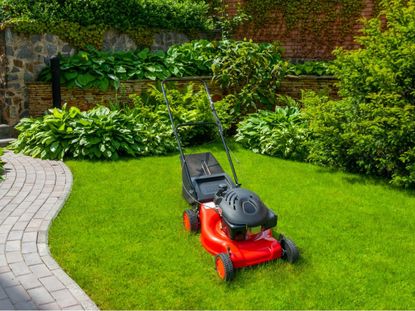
[218,188,274,227]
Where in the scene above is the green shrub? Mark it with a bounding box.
[288,61,334,76]
[212,39,288,115]
[235,106,308,161]
[303,0,415,188]
[10,83,231,160]
[137,82,231,144]
[165,40,217,77]
[39,48,171,91]
[1,0,213,32]
[38,42,217,90]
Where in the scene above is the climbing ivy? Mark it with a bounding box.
[242,0,381,57]
[0,0,212,49]
[244,0,366,29]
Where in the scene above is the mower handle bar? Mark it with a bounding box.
[161,77,240,189]
[176,121,217,129]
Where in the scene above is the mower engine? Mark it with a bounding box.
[214,186,277,241]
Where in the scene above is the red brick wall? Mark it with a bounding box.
[28,77,338,117]
[278,75,338,99]
[225,0,377,59]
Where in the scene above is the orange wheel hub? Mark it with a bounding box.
[183,213,191,231]
[216,257,226,279]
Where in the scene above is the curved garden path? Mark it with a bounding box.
[0,151,98,310]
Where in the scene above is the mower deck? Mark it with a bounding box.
[199,203,283,268]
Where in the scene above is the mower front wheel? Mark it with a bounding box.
[215,253,234,281]
[183,209,199,232]
[280,236,299,263]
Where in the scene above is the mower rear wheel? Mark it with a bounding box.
[183,209,199,232]
[215,253,234,281]
[280,237,299,263]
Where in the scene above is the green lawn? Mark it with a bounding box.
[49,143,415,310]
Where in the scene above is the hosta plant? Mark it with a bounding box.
[235,106,309,161]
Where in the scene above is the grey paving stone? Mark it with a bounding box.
[39,275,65,292]
[12,221,27,231]
[4,285,31,303]
[41,256,60,271]
[3,216,19,225]
[21,242,37,254]
[37,244,48,256]
[0,266,11,274]
[22,232,37,243]
[10,261,31,276]
[38,302,60,310]
[0,297,15,310]
[14,300,38,310]
[29,264,52,278]
[17,274,42,290]
[6,251,24,264]
[0,286,7,300]
[27,287,55,305]
[23,253,43,266]
[62,304,84,310]
[7,230,23,241]
[52,269,75,287]
[0,271,19,288]
[50,289,78,308]
[5,240,20,252]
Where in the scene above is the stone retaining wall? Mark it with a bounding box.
[0,28,190,125]
[0,30,7,123]
[27,76,338,117]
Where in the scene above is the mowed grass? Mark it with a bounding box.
[49,143,415,310]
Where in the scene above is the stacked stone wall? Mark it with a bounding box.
[0,28,190,125]
[0,30,7,123]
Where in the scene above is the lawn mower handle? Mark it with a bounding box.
[161,77,240,188]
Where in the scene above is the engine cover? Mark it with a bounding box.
[215,187,277,240]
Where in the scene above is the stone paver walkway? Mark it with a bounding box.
[0,151,98,310]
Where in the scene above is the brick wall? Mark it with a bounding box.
[28,81,164,116]
[28,76,338,117]
[225,0,377,59]
[278,75,339,99]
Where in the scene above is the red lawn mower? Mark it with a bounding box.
[162,78,299,281]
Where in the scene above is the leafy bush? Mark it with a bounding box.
[38,39,288,108]
[9,105,174,160]
[39,48,171,91]
[165,40,217,77]
[288,61,334,76]
[235,106,308,161]
[10,83,231,160]
[212,39,288,115]
[0,0,213,32]
[304,0,415,188]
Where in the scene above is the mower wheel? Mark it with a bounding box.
[280,237,299,263]
[215,253,234,281]
[183,209,199,232]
